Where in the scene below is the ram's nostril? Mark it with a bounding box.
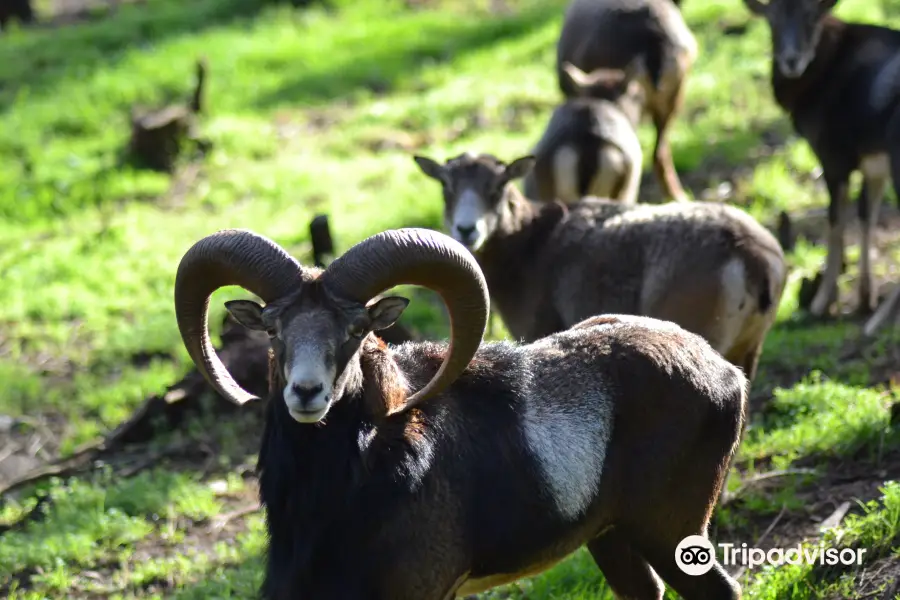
[292,383,324,403]
[456,224,476,239]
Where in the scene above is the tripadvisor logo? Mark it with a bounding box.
[675,536,716,576]
[675,536,868,575]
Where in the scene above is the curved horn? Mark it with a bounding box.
[174,229,303,405]
[322,228,489,412]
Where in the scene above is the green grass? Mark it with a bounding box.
[743,481,900,600]
[741,374,896,470]
[1,0,900,597]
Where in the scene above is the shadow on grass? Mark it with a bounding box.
[250,2,563,109]
[0,0,266,114]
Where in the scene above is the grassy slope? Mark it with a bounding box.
[0,0,899,597]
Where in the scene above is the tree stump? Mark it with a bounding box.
[128,58,211,172]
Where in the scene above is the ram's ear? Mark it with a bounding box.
[413,155,449,184]
[224,300,267,331]
[502,155,536,182]
[367,296,410,331]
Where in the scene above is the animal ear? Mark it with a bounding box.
[224,300,267,331]
[413,155,448,184]
[502,155,536,182]
[367,296,410,331]
[742,0,769,15]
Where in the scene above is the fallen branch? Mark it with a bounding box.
[0,443,104,499]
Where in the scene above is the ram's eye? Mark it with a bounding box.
[266,328,277,339]
[348,323,366,338]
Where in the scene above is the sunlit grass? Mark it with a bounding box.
[1,0,900,597]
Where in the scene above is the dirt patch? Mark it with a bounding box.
[93,484,260,598]
[842,556,900,599]
[3,471,262,598]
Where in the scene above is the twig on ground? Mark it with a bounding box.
[0,442,17,465]
[722,468,818,505]
[818,501,851,533]
[880,574,900,599]
[207,503,261,532]
[15,415,58,448]
[731,503,787,580]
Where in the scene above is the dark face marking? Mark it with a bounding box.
[753,0,836,78]
[225,287,408,423]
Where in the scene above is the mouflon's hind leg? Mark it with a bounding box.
[587,530,664,600]
[637,533,740,600]
[856,172,887,315]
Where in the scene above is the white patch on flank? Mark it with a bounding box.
[870,53,900,111]
[593,145,625,199]
[522,386,613,521]
[717,258,750,352]
[720,258,748,312]
[860,153,890,181]
[552,145,580,203]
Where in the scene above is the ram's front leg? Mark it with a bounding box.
[809,172,851,317]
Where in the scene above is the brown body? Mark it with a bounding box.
[523,62,645,205]
[743,0,900,335]
[557,0,696,202]
[174,227,744,600]
[414,153,787,381]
